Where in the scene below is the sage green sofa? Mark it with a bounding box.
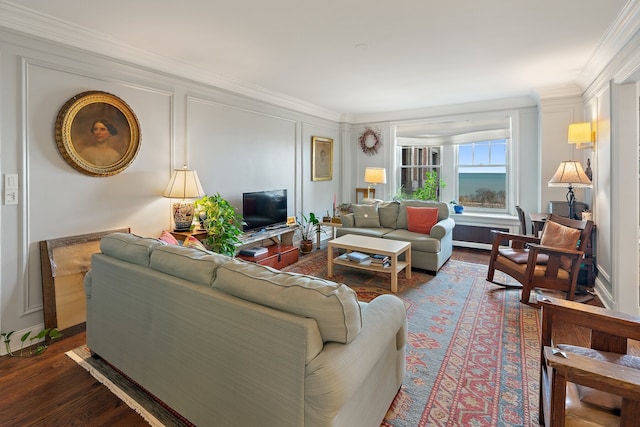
[84,232,407,427]
[337,200,455,273]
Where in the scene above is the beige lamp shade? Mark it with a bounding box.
[163,168,206,231]
[163,168,206,199]
[548,161,592,188]
[364,167,387,184]
[568,122,593,148]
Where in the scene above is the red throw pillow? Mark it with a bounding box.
[406,206,439,234]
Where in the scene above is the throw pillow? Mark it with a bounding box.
[378,201,400,228]
[406,206,439,234]
[159,230,179,245]
[540,221,581,270]
[352,204,380,228]
[183,235,207,251]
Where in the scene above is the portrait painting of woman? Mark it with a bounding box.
[55,91,140,177]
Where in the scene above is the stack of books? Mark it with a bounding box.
[346,251,370,263]
[370,254,391,267]
[239,246,268,257]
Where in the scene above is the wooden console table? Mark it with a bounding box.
[237,226,296,247]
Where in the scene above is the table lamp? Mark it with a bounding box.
[364,167,387,198]
[548,160,592,220]
[163,167,206,231]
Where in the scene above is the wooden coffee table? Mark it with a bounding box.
[327,234,411,293]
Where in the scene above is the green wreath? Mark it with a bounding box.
[359,127,382,156]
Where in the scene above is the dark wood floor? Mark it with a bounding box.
[0,247,603,426]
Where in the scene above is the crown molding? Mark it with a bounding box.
[531,83,584,103]
[343,95,537,125]
[0,1,342,122]
[576,0,640,90]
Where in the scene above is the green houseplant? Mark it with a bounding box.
[298,212,320,253]
[195,193,243,256]
[1,328,62,357]
[413,170,446,201]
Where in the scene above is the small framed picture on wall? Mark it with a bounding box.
[311,136,333,181]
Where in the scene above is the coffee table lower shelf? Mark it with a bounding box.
[332,256,409,276]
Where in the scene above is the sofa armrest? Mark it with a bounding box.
[304,294,406,417]
[430,217,455,239]
[340,213,355,228]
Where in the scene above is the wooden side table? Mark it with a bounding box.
[169,230,208,242]
[355,187,375,203]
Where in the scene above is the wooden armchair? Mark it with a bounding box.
[539,296,640,426]
[486,214,593,305]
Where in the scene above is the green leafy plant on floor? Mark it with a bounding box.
[298,212,320,242]
[413,171,446,201]
[195,193,244,256]
[1,328,62,357]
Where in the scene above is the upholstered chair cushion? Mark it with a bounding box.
[558,344,640,411]
[540,221,581,270]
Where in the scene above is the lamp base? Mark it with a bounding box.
[172,201,194,232]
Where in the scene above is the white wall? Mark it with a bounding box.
[0,29,340,341]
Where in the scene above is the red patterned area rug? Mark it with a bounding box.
[283,249,541,426]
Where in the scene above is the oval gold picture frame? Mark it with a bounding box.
[55,91,141,177]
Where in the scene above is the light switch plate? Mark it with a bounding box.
[4,174,18,190]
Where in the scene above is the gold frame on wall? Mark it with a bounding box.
[311,136,333,181]
[55,91,141,177]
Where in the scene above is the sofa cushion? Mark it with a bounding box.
[336,227,393,239]
[352,204,380,228]
[406,206,439,234]
[100,232,164,267]
[150,244,232,286]
[383,229,441,253]
[396,200,448,230]
[213,261,362,344]
[378,201,399,229]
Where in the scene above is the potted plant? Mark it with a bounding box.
[1,328,62,357]
[195,193,244,256]
[413,170,446,201]
[298,212,320,253]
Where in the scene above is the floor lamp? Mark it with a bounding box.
[548,160,592,220]
[363,167,387,199]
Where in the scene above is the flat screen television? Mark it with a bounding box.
[242,189,287,232]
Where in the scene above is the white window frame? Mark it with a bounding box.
[393,111,519,216]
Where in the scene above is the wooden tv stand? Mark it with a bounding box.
[236,226,299,269]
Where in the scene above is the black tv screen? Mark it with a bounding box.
[242,189,287,231]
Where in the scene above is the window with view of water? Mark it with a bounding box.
[457,140,507,209]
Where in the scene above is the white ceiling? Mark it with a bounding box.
[1,0,631,119]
